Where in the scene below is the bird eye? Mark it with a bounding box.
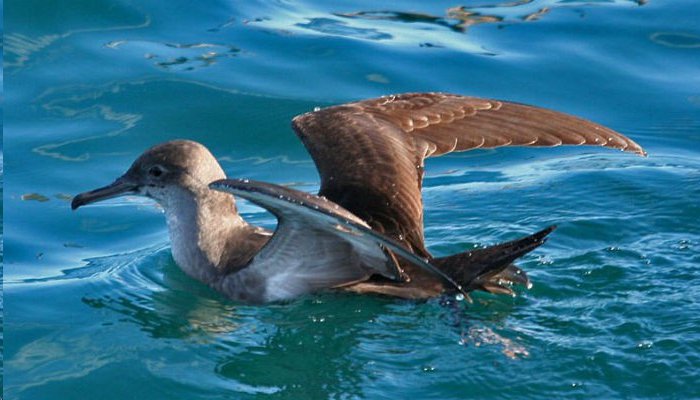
[148,166,164,177]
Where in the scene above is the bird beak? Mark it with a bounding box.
[71,177,138,210]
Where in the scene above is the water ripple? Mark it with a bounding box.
[104,40,241,72]
[296,18,392,40]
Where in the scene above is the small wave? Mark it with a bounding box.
[650,32,700,48]
[19,244,167,285]
[4,5,150,73]
[296,18,392,40]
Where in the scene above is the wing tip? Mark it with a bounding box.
[619,141,647,157]
[632,144,648,157]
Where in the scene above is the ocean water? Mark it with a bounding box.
[3,0,700,398]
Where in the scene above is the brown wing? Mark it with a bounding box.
[291,92,645,257]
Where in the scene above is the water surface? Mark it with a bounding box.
[4,0,700,398]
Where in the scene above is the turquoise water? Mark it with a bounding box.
[4,0,700,398]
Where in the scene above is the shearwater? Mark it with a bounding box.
[72,92,645,303]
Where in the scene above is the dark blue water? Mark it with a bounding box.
[4,0,700,398]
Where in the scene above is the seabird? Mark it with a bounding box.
[72,93,645,303]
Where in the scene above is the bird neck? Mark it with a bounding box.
[162,186,248,284]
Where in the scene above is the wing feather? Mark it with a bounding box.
[292,92,645,256]
[210,179,464,302]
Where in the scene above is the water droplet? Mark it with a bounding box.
[313,106,321,112]
[455,293,465,301]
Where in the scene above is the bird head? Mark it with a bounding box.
[71,140,227,210]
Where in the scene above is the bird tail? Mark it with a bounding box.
[433,226,556,296]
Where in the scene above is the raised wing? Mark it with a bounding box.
[209,179,465,302]
[292,92,646,256]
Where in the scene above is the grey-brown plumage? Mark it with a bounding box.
[292,93,645,258]
[72,92,645,303]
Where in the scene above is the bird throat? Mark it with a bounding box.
[162,187,246,284]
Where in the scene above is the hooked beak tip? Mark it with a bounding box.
[71,196,84,210]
